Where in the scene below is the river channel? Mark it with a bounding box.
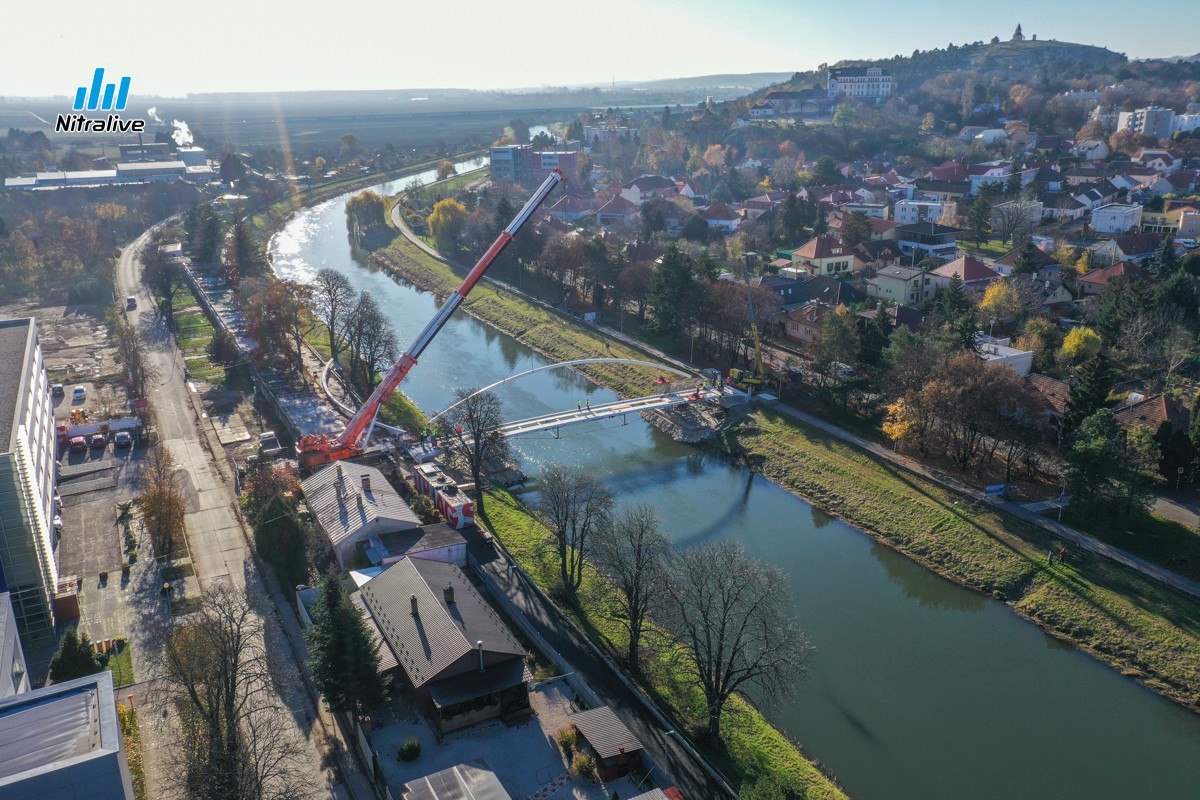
[271,159,1200,800]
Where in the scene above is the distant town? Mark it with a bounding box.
[2,22,1200,800]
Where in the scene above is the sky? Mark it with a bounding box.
[3,0,1198,98]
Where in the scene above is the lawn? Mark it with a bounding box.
[117,704,146,800]
[104,643,135,688]
[480,489,848,799]
[958,238,1015,257]
[1061,508,1200,583]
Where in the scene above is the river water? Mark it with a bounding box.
[271,160,1200,800]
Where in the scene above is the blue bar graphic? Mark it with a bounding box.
[73,87,86,111]
[102,84,115,111]
[86,67,104,111]
[115,76,131,111]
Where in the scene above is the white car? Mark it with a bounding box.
[71,385,87,401]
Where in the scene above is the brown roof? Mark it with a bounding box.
[700,201,740,221]
[570,706,642,760]
[931,255,1001,283]
[995,246,1057,269]
[1113,232,1162,256]
[1079,260,1142,288]
[869,218,899,234]
[793,235,851,261]
[1028,373,1069,416]
[1114,395,1190,435]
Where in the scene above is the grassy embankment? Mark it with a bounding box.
[481,489,847,798]
[118,704,146,800]
[1062,508,1200,584]
[373,231,1200,716]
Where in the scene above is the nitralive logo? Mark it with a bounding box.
[55,68,146,133]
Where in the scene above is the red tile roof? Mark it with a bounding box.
[1079,260,1142,288]
[931,255,1001,283]
[1028,373,1069,415]
[1114,394,1190,435]
[701,201,740,221]
[793,235,851,260]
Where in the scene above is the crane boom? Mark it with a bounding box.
[298,168,565,469]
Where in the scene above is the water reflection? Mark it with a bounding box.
[869,540,987,613]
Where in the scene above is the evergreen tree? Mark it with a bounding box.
[1013,239,1044,274]
[0,215,8,238]
[253,495,309,590]
[304,571,388,717]
[966,194,992,244]
[811,210,829,237]
[49,626,101,683]
[1146,234,1179,280]
[781,194,806,242]
[1066,353,1111,430]
[1004,172,1021,197]
[1154,270,1198,322]
[648,245,695,337]
[1096,275,1151,339]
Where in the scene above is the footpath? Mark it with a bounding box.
[390,197,1200,603]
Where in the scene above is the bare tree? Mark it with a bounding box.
[438,388,511,521]
[1157,323,1196,388]
[141,236,185,321]
[660,540,810,740]
[536,463,614,602]
[137,445,186,557]
[346,293,397,391]
[990,197,1042,244]
[107,306,160,397]
[146,583,313,800]
[310,268,357,364]
[592,504,670,674]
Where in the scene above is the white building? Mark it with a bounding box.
[976,334,1034,376]
[894,200,953,226]
[1117,106,1176,140]
[0,319,58,650]
[1091,203,1143,235]
[300,461,421,568]
[827,67,893,102]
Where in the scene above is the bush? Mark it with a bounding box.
[409,493,443,525]
[571,752,596,779]
[398,736,421,762]
[555,726,577,755]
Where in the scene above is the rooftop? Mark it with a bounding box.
[301,462,420,548]
[569,706,642,760]
[402,760,512,800]
[0,318,35,453]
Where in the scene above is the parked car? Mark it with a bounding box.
[90,434,107,449]
[51,383,65,397]
[72,385,87,401]
[126,295,137,310]
[113,431,132,448]
[69,436,88,453]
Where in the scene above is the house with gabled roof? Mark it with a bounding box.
[1078,260,1143,295]
[1092,232,1162,264]
[700,201,741,231]
[790,235,862,277]
[929,254,1002,296]
[302,462,421,567]
[357,557,530,733]
[595,195,639,226]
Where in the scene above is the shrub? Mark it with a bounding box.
[571,753,596,779]
[409,493,443,525]
[398,736,421,762]
[555,726,577,754]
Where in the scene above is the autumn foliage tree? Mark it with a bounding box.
[428,198,468,253]
[138,446,186,557]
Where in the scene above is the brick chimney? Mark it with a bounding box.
[443,583,455,604]
[410,593,418,615]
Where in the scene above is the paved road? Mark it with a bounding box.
[467,534,735,799]
[115,230,362,800]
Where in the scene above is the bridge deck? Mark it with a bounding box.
[497,389,722,438]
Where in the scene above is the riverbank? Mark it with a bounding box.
[370,232,1200,715]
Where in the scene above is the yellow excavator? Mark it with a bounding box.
[729,264,767,392]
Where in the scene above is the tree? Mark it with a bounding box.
[49,626,101,683]
[1012,239,1045,275]
[185,203,224,265]
[428,198,468,253]
[660,540,810,740]
[1154,270,1198,322]
[811,155,842,186]
[840,211,873,248]
[1067,410,1159,514]
[648,245,695,337]
[304,571,387,718]
[1146,235,1180,279]
[148,583,312,800]
[965,194,993,244]
[224,219,265,286]
[1059,326,1101,364]
[1016,316,1062,372]
[1065,353,1111,430]
[815,306,860,392]
[592,504,669,675]
[536,463,613,602]
[439,388,511,521]
[107,305,160,396]
[219,153,246,185]
[978,281,1021,323]
[339,132,359,156]
[345,191,388,233]
[311,268,357,364]
[252,495,309,591]
[436,160,457,180]
[138,445,186,557]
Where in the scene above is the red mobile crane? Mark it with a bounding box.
[297,169,566,469]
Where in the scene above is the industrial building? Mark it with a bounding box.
[3,148,212,191]
[0,671,135,799]
[0,319,58,650]
[489,145,579,187]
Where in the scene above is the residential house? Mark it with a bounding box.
[748,102,775,119]
[1072,181,1118,212]
[1114,394,1191,440]
[1071,139,1110,161]
[301,462,421,568]
[975,334,1034,376]
[358,557,530,733]
[857,304,928,332]
[894,199,953,226]
[784,302,834,349]
[547,194,594,224]
[758,275,806,306]
[675,176,709,203]
[1028,373,1069,431]
[992,246,1061,280]
[1092,233,1161,264]
[403,762,513,800]
[929,161,969,182]
[1062,163,1109,186]
[967,162,1012,195]
[569,706,645,782]
[595,195,640,226]
[763,89,829,116]
[1009,275,1075,317]
[1039,192,1088,222]
[368,523,468,568]
[790,235,861,277]
[1091,203,1143,235]
[1133,148,1181,175]
[1078,260,1143,295]
[895,222,961,261]
[700,201,741,231]
[843,202,888,219]
[853,240,905,269]
[1027,166,1066,193]
[788,274,867,309]
[929,255,1002,297]
[741,192,787,220]
[868,265,936,305]
[618,175,676,205]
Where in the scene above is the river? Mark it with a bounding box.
[270,159,1200,800]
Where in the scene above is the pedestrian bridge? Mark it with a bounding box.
[496,388,722,439]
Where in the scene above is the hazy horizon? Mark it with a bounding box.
[3,0,1198,99]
